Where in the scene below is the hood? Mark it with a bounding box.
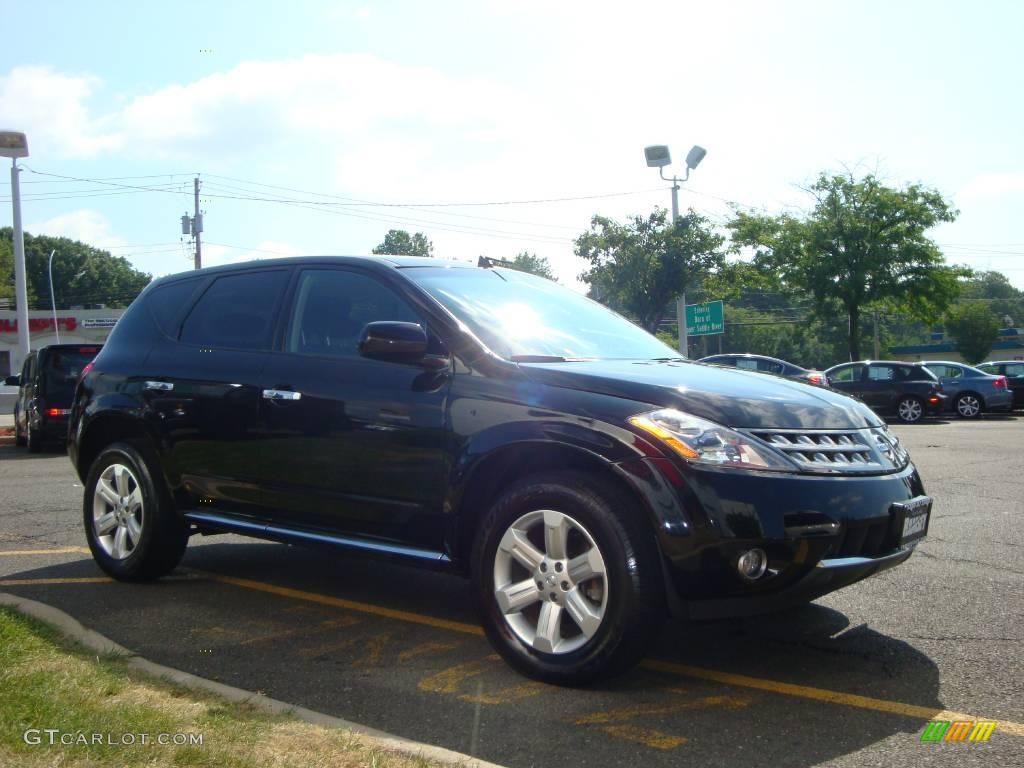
[519,359,881,430]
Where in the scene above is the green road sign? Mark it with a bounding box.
[685,300,724,336]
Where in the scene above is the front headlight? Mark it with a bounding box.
[629,408,797,472]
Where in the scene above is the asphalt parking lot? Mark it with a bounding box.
[1,416,1021,767]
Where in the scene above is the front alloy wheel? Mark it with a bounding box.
[493,509,608,655]
[473,471,665,685]
[896,396,924,423]
[956,393,982,419]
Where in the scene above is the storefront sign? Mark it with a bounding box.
[0,317,78,333]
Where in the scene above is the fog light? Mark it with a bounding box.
[737,548,767,580]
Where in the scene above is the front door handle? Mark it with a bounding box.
[144,381,174,391]
[262,389,302,401]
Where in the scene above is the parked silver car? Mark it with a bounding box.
[922,361,1013,419]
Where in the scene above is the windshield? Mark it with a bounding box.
[405,266,680,361]
[40,347,100,404]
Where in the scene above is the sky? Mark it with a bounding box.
[1,0,1023,289]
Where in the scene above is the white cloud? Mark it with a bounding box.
[0,66,118,158]
[27,209,127,250]
[956,173,1024,203]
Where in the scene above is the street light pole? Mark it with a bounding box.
[644,144,706,356]
[2,131,31,366]
[48,249,60,343]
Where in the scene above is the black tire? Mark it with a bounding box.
[955,392,983,419]
[14,415,26,447]
[83,441,188,581]
[472,470,665,685]
[895,396,924,424]
[26,420,42,452]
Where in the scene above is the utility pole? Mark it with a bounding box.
[670,178,688,358]
[193,176,203,269]
[182,177,204,269]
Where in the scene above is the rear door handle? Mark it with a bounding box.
[144,381,174,391]
[262,389,302,401]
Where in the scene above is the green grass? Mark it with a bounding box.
[0,608,441,768]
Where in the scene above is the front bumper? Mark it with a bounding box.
[621,456,926,618]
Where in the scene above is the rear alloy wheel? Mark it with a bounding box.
[896,396,924,424]
[955,393,982,419]
[84,442,188,581]
[473,471,665,685]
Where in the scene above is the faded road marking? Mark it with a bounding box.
[399,641,459,663]
[599,725,687,750]
[418,657,546,704]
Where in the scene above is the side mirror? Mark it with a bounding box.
[4,375,20,386]
[358,322,428,364]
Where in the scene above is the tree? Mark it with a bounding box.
[944,301,999,365]
[958,270,1023,326]
[729,172,966,360]
[507,251,556,281]
[1,228,152,310]
[371,229,433,258]
[576,209,725,332]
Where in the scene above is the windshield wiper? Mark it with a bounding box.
[510,355,568,363]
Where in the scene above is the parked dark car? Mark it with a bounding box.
[824,361,945,424]
[69,258,931,683]
[10,344,102,452]
[976,360,1024,410]
[922,361,1012,418]
[698,353,828,387]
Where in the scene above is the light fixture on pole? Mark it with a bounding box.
[644,142,707,355]
[1,130,30,366]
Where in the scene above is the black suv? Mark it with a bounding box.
[70,258,931,683]
[9,344,103,451]
[824,361,945,424]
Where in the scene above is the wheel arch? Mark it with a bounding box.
[448,439,670,576]
[75,410,160,484]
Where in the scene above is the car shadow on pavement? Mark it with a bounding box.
[0,542,950,768]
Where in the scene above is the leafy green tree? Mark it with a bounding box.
[944,301,1000,364]
[576,208,725,332]
[371,229,433,258]
[0,228,151,310]
[729,172,966,360]
[508,251,556,281]
[958,270,1023,326]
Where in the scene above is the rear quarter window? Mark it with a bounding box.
[147,278,203,337]
[180,270,290,351]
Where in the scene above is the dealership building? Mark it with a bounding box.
[0,309,125,378]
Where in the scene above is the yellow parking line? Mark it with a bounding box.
[641,659,1024,737]
[0,577,112,586]
[202,572,485,637]
[0,547,91,556]
[5,563,1021,737]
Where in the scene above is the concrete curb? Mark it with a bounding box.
[0,592,506,768]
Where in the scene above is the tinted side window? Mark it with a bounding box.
[829,365,854,382]
[148,278,202,337]
[758,360,783,374]
[1005,363,1024,377]
[735,359,758,370]
[867,365,896,381]
[180,270,289,351]
[286,270,421,358]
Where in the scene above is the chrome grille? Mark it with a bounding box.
[747,428,904,474]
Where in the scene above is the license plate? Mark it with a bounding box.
[894,496,931,545]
